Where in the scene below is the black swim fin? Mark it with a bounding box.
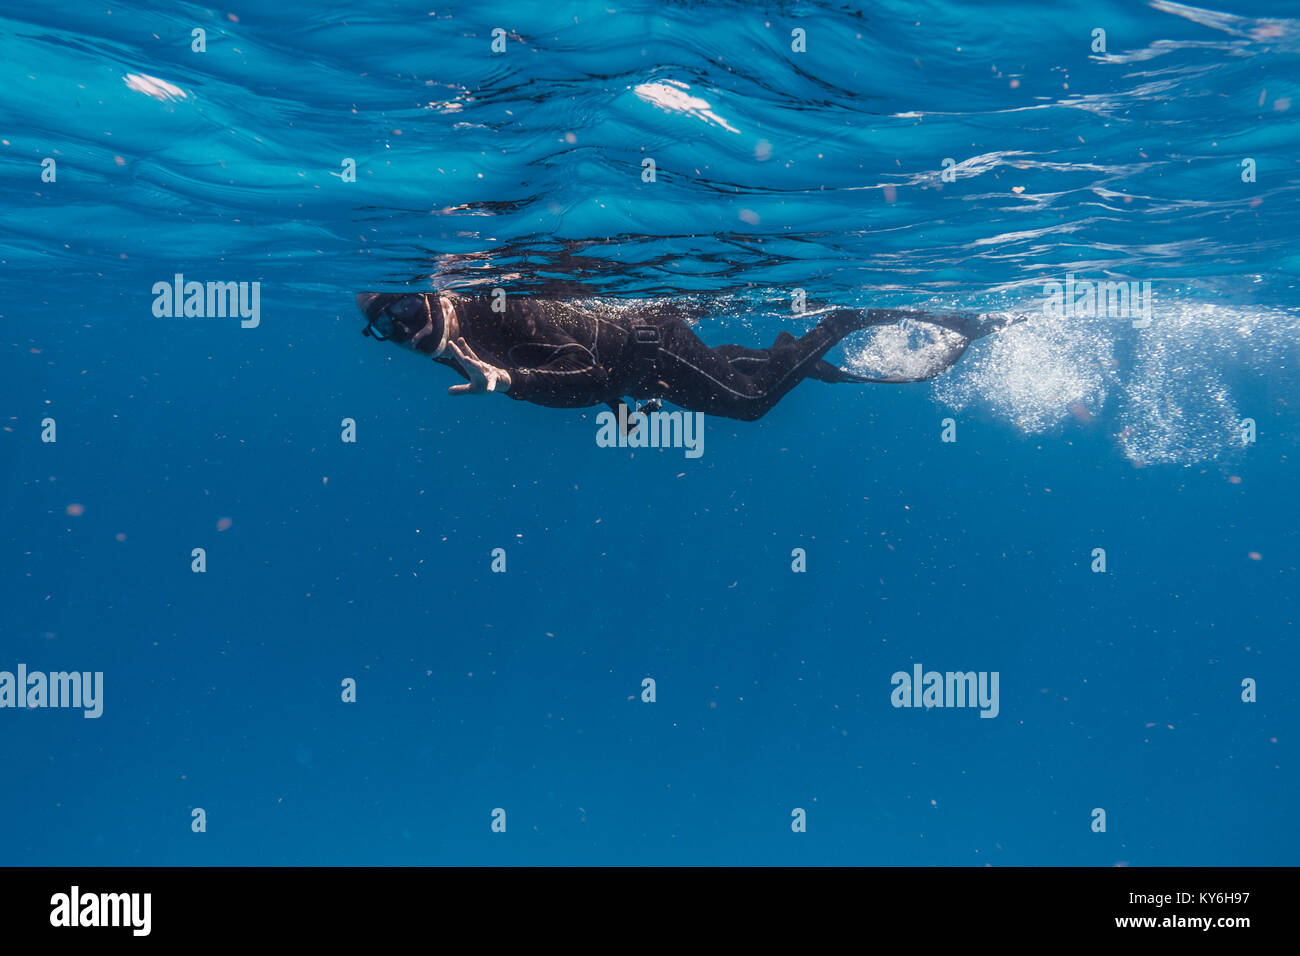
[816,309,1030,383]
[875,308,1027,340]
[808,360,882,384]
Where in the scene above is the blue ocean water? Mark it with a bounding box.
[1,0,1297,866]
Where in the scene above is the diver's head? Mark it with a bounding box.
[355,292,439,348]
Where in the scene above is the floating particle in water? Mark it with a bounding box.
[65,503,84,516]
[1248,551,1262,561]
[216,517,232,532]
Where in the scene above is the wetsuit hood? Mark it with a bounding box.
[356,292,447,354]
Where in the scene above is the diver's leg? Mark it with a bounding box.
[722,308,880,398]
[650,322,768,420]
[651,308,1001,419]
[654,310,871,421]
[713,343,772,369]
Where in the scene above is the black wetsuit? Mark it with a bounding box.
[361,292,988,422]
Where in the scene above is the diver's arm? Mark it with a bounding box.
[444,336,610,406]
[497,346,610,407]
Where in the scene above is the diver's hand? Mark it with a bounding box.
[447,337,512,395]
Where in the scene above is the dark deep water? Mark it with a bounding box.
[1,0,1297,864]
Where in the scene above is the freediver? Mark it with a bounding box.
[354,290,1015,423]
